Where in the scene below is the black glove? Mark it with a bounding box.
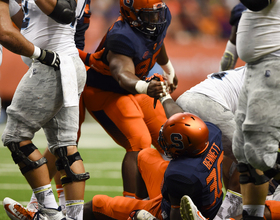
[37,49,60,71]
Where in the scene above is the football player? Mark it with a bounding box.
[232,0,280,219]
[78,0,177,198]
[2,0,89,219]
[83,111,223,220]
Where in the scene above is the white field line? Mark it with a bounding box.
[0,183,122,192]
[0,122,120,149]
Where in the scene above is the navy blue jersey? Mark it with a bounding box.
[229,3,247,26]
[75,0,91,50]
[85,7,171,94]
[161,122,223,220]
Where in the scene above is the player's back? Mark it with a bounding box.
[20,0,86,65]
[161,122,223,220]
[182,66,245,113]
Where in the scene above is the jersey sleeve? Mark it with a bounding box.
[229,3,247,26]
[75,0,91,50]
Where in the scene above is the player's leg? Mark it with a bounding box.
[2,63,64,219]
[136,148,169,199]
[82,86,153,197]
[84,194,163,220]
[134,94,167,154]
[44,104,89,220]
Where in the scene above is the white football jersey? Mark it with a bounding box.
[186,66,246,114]
[21,0,86,66]
[237,0,280,63]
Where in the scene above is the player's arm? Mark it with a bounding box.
[35,0,77,24]
[157,43,178,93]
[107,50,166,99]
[0,0,34,57]
[160,96,184,119]
[0,0,60,69]
[219,25,238,71]
[168,194,182,220]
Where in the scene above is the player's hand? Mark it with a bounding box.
[128,210,159,220]
[169,73,178,93]
[37,49,60,71]
[146,73,168,99]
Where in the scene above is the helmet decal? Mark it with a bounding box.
[170,133,184,150]
[124,0,133,8]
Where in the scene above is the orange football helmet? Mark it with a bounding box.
[120,0,167,37]
[158,112,209,158]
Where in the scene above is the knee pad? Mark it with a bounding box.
[55,146,90,185]
[8,142,47,174]
[237,163,269,185]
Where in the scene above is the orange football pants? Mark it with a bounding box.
[78,85,167,152]
[91,148,169,220]
[265,200,280,220]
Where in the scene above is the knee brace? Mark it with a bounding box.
[55,146,90,185]
[264,152,280,182]
[8,142,47,174]
[237,163,269,185]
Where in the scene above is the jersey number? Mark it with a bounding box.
[135,48,161,79]
[205,151,223,208]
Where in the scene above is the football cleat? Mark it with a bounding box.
[180,195,207,220]
[34,204,65,220]
[3,197,35,220]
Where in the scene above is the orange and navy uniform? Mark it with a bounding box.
[91,122,223,220]
[78,7,172,153]
[161,122,223,220]
[75,0,91,51]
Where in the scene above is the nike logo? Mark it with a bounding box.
[4,204,19,219]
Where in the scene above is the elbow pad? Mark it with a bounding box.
[48,0,77,24]
[240,0,271,11]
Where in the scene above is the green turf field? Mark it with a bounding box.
[0,116,126,220]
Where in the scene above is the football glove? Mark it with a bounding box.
[128,210,159,220]
[145,73,167,108]
[37,49,60,71]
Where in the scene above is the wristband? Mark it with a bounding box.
[160,60,175,85]
[135,80,149,94]
[161,60,173,72]
[30,46,41,59]
[159,94,172,104]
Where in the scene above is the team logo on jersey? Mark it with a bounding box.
[124,0,133,8]
[142,51,149,59]
[153,43,157,50]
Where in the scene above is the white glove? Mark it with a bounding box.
[136,210,158,220]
